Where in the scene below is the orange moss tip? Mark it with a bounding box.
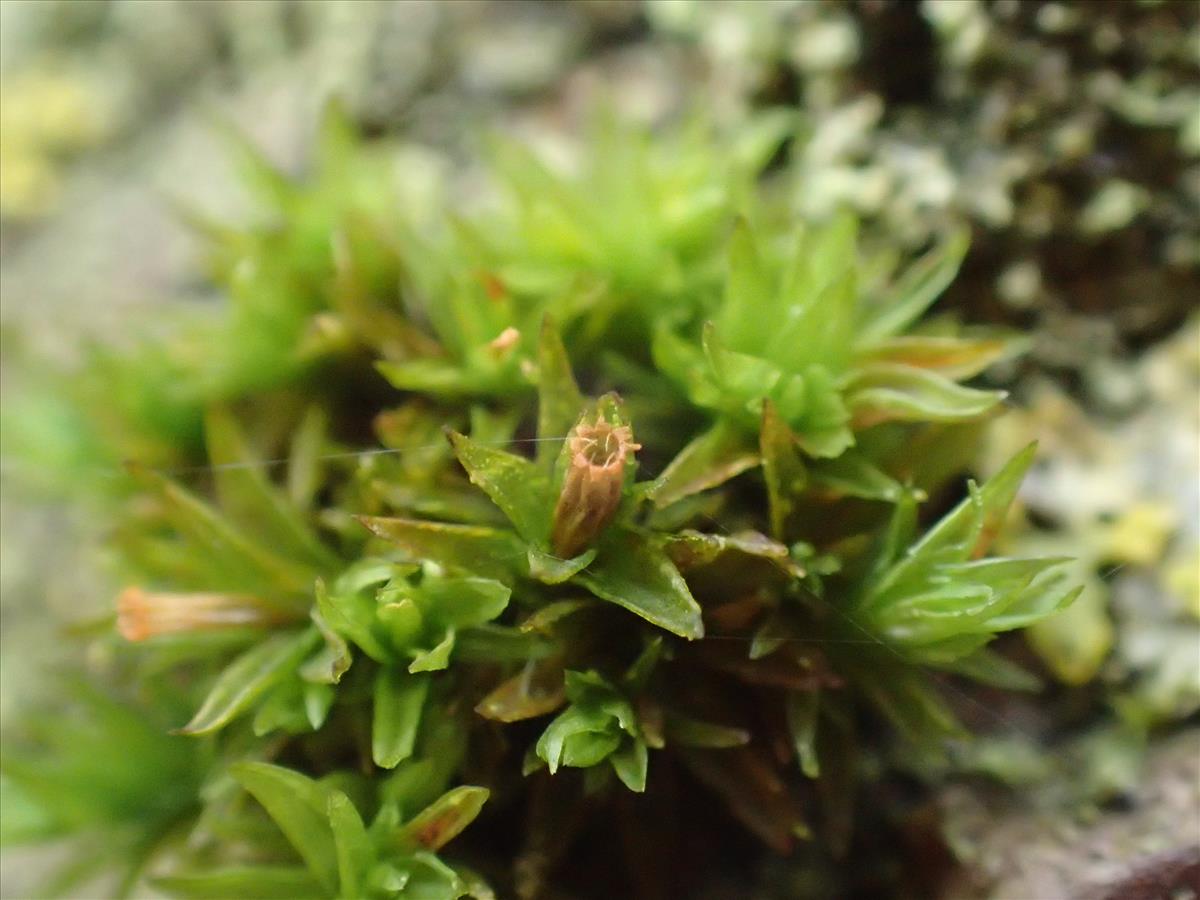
[116,587,278,641]
[487,326,521,356]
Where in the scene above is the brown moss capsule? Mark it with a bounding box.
[551,416,641,559]
[116,588,283,641]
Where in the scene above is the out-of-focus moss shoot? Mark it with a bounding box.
[116,587,285,641]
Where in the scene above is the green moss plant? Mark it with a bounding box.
[1,106,1077,899]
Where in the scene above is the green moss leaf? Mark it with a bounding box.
[785,691,821,778]
[760,400,807,539]
[409,630,456,673]
[663,712,751,749]
[527,546,597,584]
[393,786,490,853]
[844,363,1007,426]
[130,467,317,602]
[418,576,511,630]
[300,610,353,685]
[867,443,1038,604]
[204,406,338,572]
[179,628,319,735]
[373,669,430,769]
[358,517,525,581]
[647,420,759,508]
[943,648,1042,691]
[535,315,584,466]
[153,866,325,899]
[716,220,774,352]
[327,791,374,900]
[475,658,566,723]
[858,227,969,343]
[609,738,649,793]
[316,578,391,664]
[575,529,704,640]
[536,704,618,773]
[447,431,550,544]
[857,333,1024,380]
[810,450,904,502]
[230,762,338,893]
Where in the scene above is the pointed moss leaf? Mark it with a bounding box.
[536,315,584,466]
[858,227,970,342]
[562,730,624,768]
[205,406,338,572]
[305,683,333,731]
[730,107,795,172]
[230,762,338,892]
[419,576,511,630]
[300,610,352,684]
[1025,580,1106,684]
[872,444,1037,601]
[575,529,704,640]
[749,611,789,660]
[447,431,551,543]
[209,115,294,210]
[867,491,920,584]
[153,867,325,899]
[790,365,854,458]
[366,863,409,895]
[179,629,319,735]
[253,680,316,736]
[845,363,1007,425]
[527,546,596,584]
[457,866,497,900]
[400,851,472,898]
[785,212,858,315]
[785,691,821,778]
[663,712,751,749]
[326,791,373,900]
[404,632,451,677]
[522,744,548,776]
[810,450,904,502]
[662,529,793,573]
[375,359,509,398]
[651,324,721,410]
[358,517,525,581]
[648,420,759,508]
[717,221,774,352]
[623,636,664,692]
[702,322,782,402]
[760,400,806,539]
[942,648,1042,691]
[132,467,315,601]
[454,624,553,664]
[316,578,391,664]
[536,705,617,773]
[518,598,597,634]
[475,659,566,723]
[990,568,1084,632]
[769,266,858,375]
[373,669,430,769]
[393,786,490,853]
[857,334,1022,380]
[609,739,649,793]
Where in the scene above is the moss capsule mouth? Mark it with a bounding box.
[572,419,640,470]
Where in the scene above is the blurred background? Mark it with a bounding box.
[1,1,1196,897]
